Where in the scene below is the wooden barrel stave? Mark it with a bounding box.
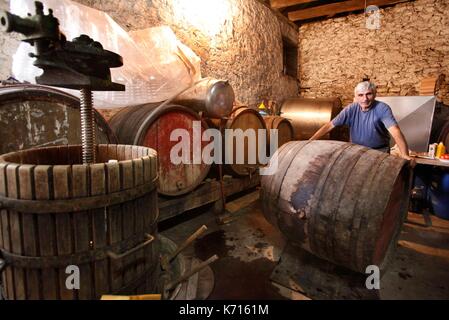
[261,140,410,273]
[0,144,159,299]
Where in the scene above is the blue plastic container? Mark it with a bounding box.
[429,171,449,220]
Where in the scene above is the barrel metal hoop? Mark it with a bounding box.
[0,176,157,214]
[0,232,156,269]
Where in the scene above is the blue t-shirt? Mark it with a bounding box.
[331,100,398,149]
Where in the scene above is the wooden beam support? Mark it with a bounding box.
[270,0,317,9]
[288,0,410,21]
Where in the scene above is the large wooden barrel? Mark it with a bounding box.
[279,97,343,140]
[0,144,159,300]
[261,140,411,273]
[110,103,210,196]
[263,116,294,149]
[0,84,117,154]
[209,107,267,177]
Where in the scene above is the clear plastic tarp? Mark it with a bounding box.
[9,0,202,108]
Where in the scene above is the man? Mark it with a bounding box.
[309,81,411,160]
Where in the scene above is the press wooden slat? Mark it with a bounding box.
[90,163,109,298]
[0,163,6,250]
[151,154,157,180]
[21,212,40,299]
[0,162,13,299]
[134,197,145,276]
[18,165,40,299]
[6,164,19,199]
[151,190,159,227]
[6,164,26,300]
[9,211,26,300]
[34,165,51,201]
[34,165,59,299]
[97,145,109,163]
[72,165,88,197]
[120,160,134,190]
[117,145,126,162]
[72,164,92,299]
[53,166,70,199]
[133,159,144,186]
[131,146,139,159]
[107,144,118,161]
[1,208,14,299]
[52,165,75,300]
[90,164,105,196]
[106,161,123,291]
[125,145,133,161]
[121,162,136,285]
[138,146,145,158]
[142,157,152,183]
[133,158,145,275]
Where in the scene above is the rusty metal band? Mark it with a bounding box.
[0,231,157,269]
[0,176,157,214]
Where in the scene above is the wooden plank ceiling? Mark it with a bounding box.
[270,0,413,24]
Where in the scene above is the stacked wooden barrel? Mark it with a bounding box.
[208,106,267,177]
[263,115,294,149]
[0,144,159,299]
[110,103,211,196]
[261,140,411,273]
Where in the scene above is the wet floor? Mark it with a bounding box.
[160,191,449,300]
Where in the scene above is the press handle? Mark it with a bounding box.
[107,233,154,260]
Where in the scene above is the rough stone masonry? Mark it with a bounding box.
[298,0,449,106]
[0,0,299,109]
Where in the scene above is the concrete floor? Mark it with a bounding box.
[160,190,449,300]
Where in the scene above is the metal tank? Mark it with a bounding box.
[279,97,343,140]
[174,77,235,119]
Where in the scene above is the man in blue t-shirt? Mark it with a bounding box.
[310,81,411,160]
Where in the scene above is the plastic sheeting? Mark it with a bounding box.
[9,0,201,108]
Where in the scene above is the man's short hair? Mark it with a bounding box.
[354,81,377,95]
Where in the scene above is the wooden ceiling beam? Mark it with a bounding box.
[270,0,317,10]
[288,0,410,21]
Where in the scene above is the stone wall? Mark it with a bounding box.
[0,0,299,109]
[298,0,449,106]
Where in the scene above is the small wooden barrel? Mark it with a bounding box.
[209,107,267,177]
[0,84,117,154]
[0,144,159,299]
[263,116,294,149]
[110,103,210,196]
[261,140,411,273]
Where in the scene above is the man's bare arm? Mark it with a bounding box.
[309,121,335,140]
[388,125,411,160]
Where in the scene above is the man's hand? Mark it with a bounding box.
[388,125,411,160]
[401,154,412,161]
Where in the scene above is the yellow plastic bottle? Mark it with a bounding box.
[436,142,446,158]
